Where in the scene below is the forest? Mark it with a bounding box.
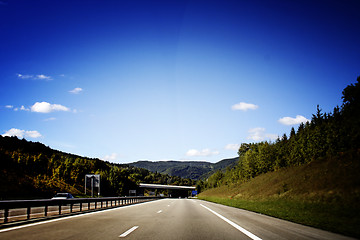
[198,77,360,191]
[0,136,195,200]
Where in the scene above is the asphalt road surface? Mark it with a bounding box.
[0,199,355,240]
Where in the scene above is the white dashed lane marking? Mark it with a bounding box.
[119,226,139,238]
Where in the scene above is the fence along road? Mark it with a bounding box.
[0,198,355,240]
[0,196,160,224]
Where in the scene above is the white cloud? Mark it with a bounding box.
[2,128,24,138]
[44,117,56,121]
[69,87,83,94]
[17,73,52,80]
[247,127,278,141]
[11,105,29,111]
[25,130,42,138]
[247,127,265,141]
[2,128,42,139]
[36,74,52,80]
[31,102,70,113]
[103,153,118,162]
[225,143,240,151]
[17,73,33,79]
[231,102,259,111]
[20,105,30,111]
[186,148,219,157]
[278,115,310,126]
[266,133,279,140]
[5,105,13,109]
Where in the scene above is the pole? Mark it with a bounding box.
[85,176,87,195]
[91,177,94,197]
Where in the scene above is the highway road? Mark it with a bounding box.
[0,199,355,240]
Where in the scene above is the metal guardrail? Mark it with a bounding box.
[0,196,162,224]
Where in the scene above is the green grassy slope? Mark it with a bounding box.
[198,150,360,238]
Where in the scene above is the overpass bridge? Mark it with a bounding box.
[138,183,196,198]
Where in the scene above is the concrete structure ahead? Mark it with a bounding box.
[138,183,196,198]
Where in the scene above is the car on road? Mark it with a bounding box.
[51,193,74,200]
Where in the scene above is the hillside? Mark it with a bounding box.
[0,136,195,200]
[129,157,238,180]
[199,150,360,237]
[200,151,360,202]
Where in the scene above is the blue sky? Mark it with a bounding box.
[1,0,359,163]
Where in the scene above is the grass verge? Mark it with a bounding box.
[198,195,360,238]
[198,152,360,238]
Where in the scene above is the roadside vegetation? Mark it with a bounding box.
[198,77,360,238]
[0,137,195,200]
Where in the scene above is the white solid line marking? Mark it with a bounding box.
[200,204,262,240]
[119,226,138,238]
[157,210,162,213]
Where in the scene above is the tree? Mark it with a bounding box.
[238,143,251,156]
[311,105,324,126]
[341,77,360,149]
[342,76,360,108]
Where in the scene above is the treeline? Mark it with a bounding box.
[0,137,195,199]
[198,77,360,191]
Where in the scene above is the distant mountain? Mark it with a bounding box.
[129,157,239,180]
[202,157,240,179]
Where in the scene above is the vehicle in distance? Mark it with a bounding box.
[51,193,74,200]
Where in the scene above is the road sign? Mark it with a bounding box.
[86,174,100,187]
[85,174,100,197]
